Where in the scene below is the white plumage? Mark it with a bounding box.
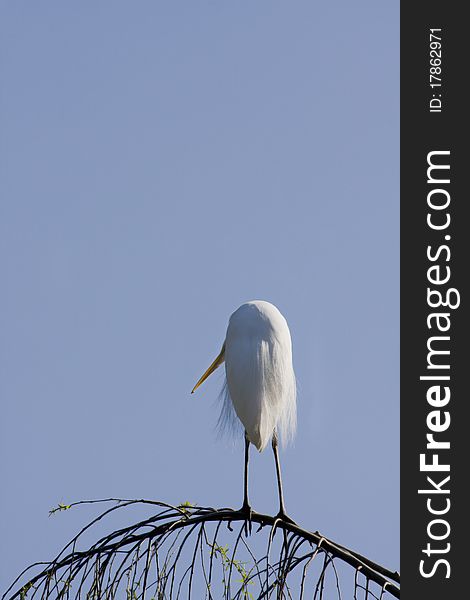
[223,301,296,451]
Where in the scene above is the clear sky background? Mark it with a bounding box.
[0,0,399,590]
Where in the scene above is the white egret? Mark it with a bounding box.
[192,300,296,520]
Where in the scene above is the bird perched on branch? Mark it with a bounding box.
[192,300,297,521]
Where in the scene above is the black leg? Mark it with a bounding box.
[272,430,295,523]
[272,430,286,516]
[242,431,251,511]
[241,432,253,535]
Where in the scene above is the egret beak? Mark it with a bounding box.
[191,343,225,393]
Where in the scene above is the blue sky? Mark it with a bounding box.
[0,1,399,589]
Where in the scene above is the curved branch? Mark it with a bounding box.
[2,501,400,600]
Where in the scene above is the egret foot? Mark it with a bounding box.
[275,510,296,525]
[240,503,253,535]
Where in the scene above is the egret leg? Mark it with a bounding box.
[241,432,253,535]
[272,431,294,522]
[242,432,251,512]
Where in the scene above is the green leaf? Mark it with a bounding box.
[49,502,72,516]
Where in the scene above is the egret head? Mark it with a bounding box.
[191,342,225,394]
